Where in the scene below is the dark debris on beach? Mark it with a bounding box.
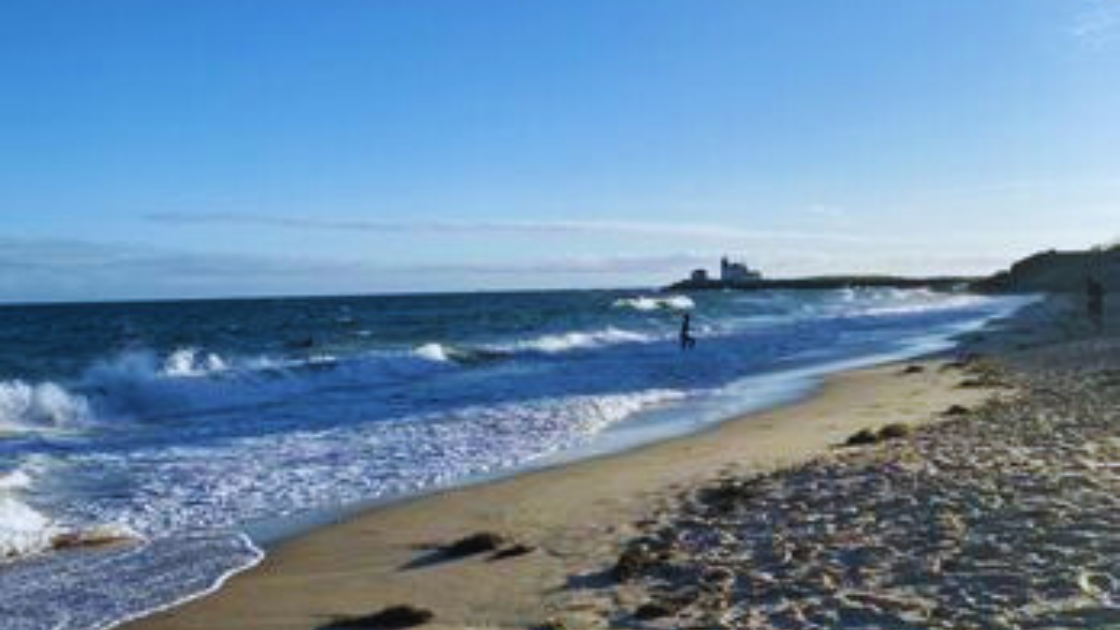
[321,604,434,630]
[587,350,1120,629]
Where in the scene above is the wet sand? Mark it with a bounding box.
[124,357,995,630]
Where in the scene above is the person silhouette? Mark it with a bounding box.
[1087,275,1105,332]
[679,313,696,350]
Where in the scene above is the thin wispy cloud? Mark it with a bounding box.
[143,212,870,244]
[0,237,696,280]
[0,236,717,302]
[406,253,713,276]
[1070,0,1120,48]
[804,204,848,221]
[0,233,1030,304]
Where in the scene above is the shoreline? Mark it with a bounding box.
[0,288,1034,630]
[244,336,963,551]
[580,306,1119,628]
[123,354,999,630]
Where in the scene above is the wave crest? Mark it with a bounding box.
[0,463,138,562]
[413,343,453,362]
[501,327,656,354]
[0,494,58,560]
[613,295,695,312]
[0,380,91,435]
[162,348,230,377]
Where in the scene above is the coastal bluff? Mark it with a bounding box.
[974,247,1120,293]
[665,247,1120,295]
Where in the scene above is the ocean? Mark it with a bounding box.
[0,287,1030,630]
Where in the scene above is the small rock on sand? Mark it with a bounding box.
[612,542,660,582]
[50,528,137,552]
[844,428,879,446]
[877,422,912,440]
[490,543,536,560]
[442,532,506,558]
[322,604,434,629]
[845,423,911,446]
[634,601,675,620]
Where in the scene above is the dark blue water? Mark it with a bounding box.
[0,287,1029,630]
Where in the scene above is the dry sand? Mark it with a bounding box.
[595,353,1119,629]
[569,299,1119,630]
[125,358,997,630]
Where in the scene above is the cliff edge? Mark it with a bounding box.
[973,247,1120,293]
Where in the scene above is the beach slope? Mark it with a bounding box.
[125,360,994,630]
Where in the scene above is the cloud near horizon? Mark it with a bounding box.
[143,212,872,244]
[0,235,1020,304]
[0,236,724,302]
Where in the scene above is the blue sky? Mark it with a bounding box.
[1,0,1119,302]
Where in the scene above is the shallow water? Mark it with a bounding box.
[0,287,1031,629]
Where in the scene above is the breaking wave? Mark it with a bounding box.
[66,388,689,536]
[498,327,657,354]
[1,331,655,436]
[613,294,695,312]
[411,343,504,365]
[0,462,138,563]
[160,348,230,377]
[0,345,465,433]
[0,380,92,435]
[413,342,453,362]
[0,467,58,560]
[0,385,684,629]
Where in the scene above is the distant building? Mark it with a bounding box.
[675,257,763,287]
[720,256,762,282]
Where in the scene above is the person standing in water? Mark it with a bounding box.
[1087,275,1105,332]
[680,313,696,350]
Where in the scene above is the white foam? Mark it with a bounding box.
[614,295,695,312]
[3,335,658,438]
[502,327,656,354]
[413,343,452,362]
[856,292,989,317]
[0,533,263,630]
[61,347,452,428]
[63,388,686,537]
[0,495,58,560]
[760,288,996,323]
[162,348,229,377]
[0,463,140,564]
[0,469,32,491]
[0,466,60,561]
[0,380,91,435]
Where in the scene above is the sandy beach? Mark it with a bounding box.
[124,357,999,630]
[118,297,1119,630]
[8,3,1120,628]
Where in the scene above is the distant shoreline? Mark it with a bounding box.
[663,275,979,292]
